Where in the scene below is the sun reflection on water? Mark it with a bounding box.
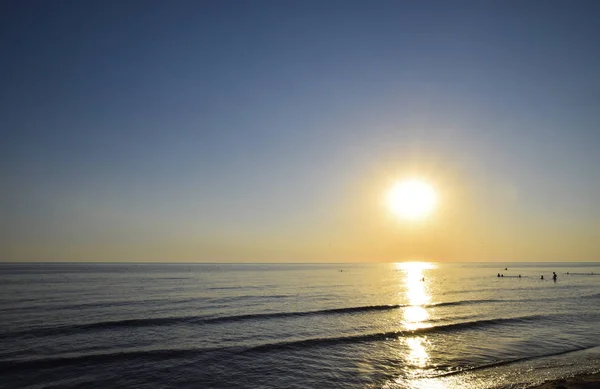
[396,262,434,330]
[405,337,429,368]
[393,262,437,387]
[385,263,493,388]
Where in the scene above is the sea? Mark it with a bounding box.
[1,262,599,389]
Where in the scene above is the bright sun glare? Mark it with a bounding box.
[387,179,437,221]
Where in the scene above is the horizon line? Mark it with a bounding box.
[1,260,599,264]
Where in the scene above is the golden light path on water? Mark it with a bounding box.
[399,262,433,331]
[385,263,482,389]
[397,262,433,374]
[382,262,441,389]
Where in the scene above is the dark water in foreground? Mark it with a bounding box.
[1,262,599,389]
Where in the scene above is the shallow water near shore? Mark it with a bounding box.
[1,262,599,389]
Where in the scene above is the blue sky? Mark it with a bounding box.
[2,0,599,261]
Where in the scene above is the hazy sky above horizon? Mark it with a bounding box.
[2,0,600,262]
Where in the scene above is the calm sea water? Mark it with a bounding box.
[1,262,599,389]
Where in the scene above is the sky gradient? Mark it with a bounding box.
[2,0,600,262]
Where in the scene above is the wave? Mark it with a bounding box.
[429,343,600,378]
[0,314,553,373]
[0,348,204,373]
[240,314,549,354]
[0,305,404,339]
[7,296,593,341]
[431,299,500,307]
[0,299,505,340]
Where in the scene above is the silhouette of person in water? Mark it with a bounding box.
[518,274,521,278]
[541,275,544,280]
[497,273,501,277]
[552,272,557,281]
[501,274,504,277]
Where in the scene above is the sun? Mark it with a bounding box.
[387,179,437,220]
